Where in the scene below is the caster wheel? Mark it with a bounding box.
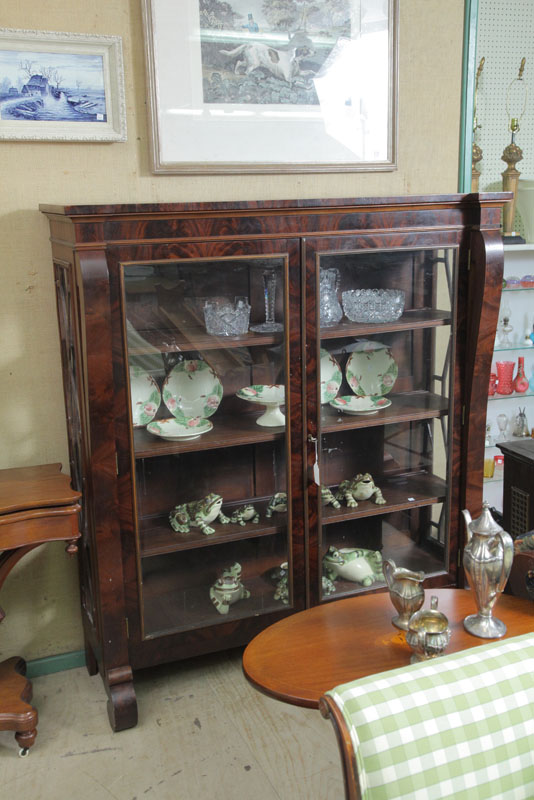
[19,747,29,757]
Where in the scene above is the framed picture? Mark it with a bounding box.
[0,28,127,142]
[142,0,398,174]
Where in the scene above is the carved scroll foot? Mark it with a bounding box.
[105,666,138,732]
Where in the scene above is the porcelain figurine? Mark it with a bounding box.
[230,504,259,525]
[383,558,425,630]
[322,575,337,596]
[169,493,230,535]
[210,563,250,615]
[406,596,451,663]
[321,485,341,509]
[323,546,384,586]
[266,487,340,517]
[265,492,288,518]
[335,473,386,508]
[462,502,514,638]
[271,562,290,604]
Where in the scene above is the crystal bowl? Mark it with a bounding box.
[341,289,405,323]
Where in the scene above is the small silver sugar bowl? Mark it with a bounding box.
[406,596,451,663]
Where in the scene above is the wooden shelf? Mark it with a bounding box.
[134,413,284,458]
[135,393,448,458]
[128,326,283,355]
[319,309,451,340]
[321,472,447,525]
[142,573,286,638]
[140,501,285,557]
[321,391,448,432]
[127,308,450,355]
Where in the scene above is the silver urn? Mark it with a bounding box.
[462,501,514,638]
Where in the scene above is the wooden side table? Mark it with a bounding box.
[0,463,81,755]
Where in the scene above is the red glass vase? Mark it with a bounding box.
[514,356,530,393]
[496,361,515,395]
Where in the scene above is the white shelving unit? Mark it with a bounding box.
[484,244,534,511]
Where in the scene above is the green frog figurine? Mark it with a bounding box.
[169,493,230,536]
[266,486,339,517]
[335,473,386,508]
[230,504,259,526]
[210,563,250,615]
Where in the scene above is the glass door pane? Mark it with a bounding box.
[122,256,294,637]
[317,247,456,600]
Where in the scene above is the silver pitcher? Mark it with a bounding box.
[462,501,514,638]
[383,559,425,630]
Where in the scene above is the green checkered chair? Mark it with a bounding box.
[319,633,534,800]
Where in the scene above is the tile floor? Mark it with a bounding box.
[0,647,344,800]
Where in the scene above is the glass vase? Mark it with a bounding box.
[495,361,515,395]
[513,356,529,393]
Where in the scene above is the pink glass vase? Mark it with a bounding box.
[488,372,497,396]
[514,356,530,393]
[496,361,515,395]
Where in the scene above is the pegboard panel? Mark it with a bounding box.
[475,0,534,233]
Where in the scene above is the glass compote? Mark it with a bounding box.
[250,269,283,333]
[496,413,509,442]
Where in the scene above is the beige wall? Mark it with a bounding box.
[0,0,465,661]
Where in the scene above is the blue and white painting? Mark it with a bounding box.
[0,48,107,122]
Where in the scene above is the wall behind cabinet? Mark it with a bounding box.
[0,0,465,661]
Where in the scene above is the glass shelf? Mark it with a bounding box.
[488,391,534,401]
[502,286,534,292]
[493,344,534,352]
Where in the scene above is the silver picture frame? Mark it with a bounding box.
[142,0,398,174]
[0,28,127,142]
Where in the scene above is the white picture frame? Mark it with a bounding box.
[142,0,397,174]
[0,28,127,142]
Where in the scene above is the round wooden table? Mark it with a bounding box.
[242,588,534,708]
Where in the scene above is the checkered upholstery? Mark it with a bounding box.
[324,633,534,799]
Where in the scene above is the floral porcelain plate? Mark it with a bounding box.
[329,395,392,415]
[236,384,285,427]
[129,366,161,427]
[147,417,213,441]
[163,360,223,423]
[320,349,342,404]
[345,340,398,397]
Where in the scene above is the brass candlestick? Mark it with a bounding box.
[502,58,527,241]
[472,57,485,192]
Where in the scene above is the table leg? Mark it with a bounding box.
[0,657,38,755]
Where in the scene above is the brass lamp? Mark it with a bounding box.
[502,58,527,242]
[472,57,485,192]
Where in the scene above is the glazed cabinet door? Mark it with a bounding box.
[305,236,462,605]
[108,240,304,654]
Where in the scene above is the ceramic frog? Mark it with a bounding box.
[230,504,259,526]
[265,492,287,518]
[323,546,384,586]
[210,562,250,615]
[321,485,341,509]
[169,493,230,535]
[335,473,386,508]
[266,487,339,517]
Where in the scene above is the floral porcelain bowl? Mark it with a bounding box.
[320,349,342,404]
[163,359,223,423]
[129,366,161,427]
[345,340,398,397]
[329,395,391,415]
[236,384,285,427]
[147,417,213,441]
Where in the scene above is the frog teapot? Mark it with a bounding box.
[462,502,514,638]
